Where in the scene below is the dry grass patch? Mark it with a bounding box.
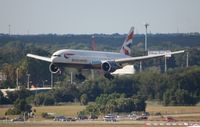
[34,104,85,117]
[146,104,200,115]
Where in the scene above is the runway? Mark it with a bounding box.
[1,119,200,127]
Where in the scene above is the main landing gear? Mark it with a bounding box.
[104,73,114,80]
[75,73,86,81]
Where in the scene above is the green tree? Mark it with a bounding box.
[80,80,103,101]
[0,91,9,104]
[52,84,79,103]
[85,104,99,116]
[6,88,31,104]
[80,94,88,105]
[6,99,32,115]
[14,99,32,113]
[34,93,55,106]
[2,63,16,88]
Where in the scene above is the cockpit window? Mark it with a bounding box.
[53,54,61,57]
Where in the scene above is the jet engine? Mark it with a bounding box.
[49,63,60,73]
[101,61,120,73]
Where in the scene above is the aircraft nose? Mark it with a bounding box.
[51,55,58,62]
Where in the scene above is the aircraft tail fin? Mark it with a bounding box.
[120,27,134,56]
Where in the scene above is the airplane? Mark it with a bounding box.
[27,27,184,80]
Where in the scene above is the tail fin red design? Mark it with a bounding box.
[120,27,134,56]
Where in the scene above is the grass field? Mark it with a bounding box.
[0,106,9,116]
[1,102,200,122]
[145,102,200,120]
[34,103,85,116]
[31,103,85,121]
[0,103,85,120]
[1,103,200,117]
[146,103,200,115]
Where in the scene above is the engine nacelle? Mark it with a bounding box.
[101,61,120,73]
[49,63,60,74]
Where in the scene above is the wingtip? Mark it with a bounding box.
[26,53,32,57]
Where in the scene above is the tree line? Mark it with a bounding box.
[1,33,200,48]
[0,34,200,115]
[1,66,200,106]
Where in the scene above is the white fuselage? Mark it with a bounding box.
[51,49,131,69]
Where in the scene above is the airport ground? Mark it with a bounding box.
[0,102,200,127]
[0,122,189,127]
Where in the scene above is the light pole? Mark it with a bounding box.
[139,61,142,72]
[27,74,30,89]
[8,24,11,35]
[144,23,149,51]
[16,68,19,89]
[186,52,189,67]
[164,57,167,72]
[70,72,73,84]
[42,80,47,87]
[51,73,53,88]
[91,36,96,80]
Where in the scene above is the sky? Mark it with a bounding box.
[0,0,200,34]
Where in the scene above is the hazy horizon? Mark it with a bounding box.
[1,0,200,35]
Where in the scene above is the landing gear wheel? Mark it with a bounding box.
[75,73,86,81]
[104,73,114,80]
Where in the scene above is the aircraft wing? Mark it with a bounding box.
[27,54,52,62]
[115,50,185,64]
